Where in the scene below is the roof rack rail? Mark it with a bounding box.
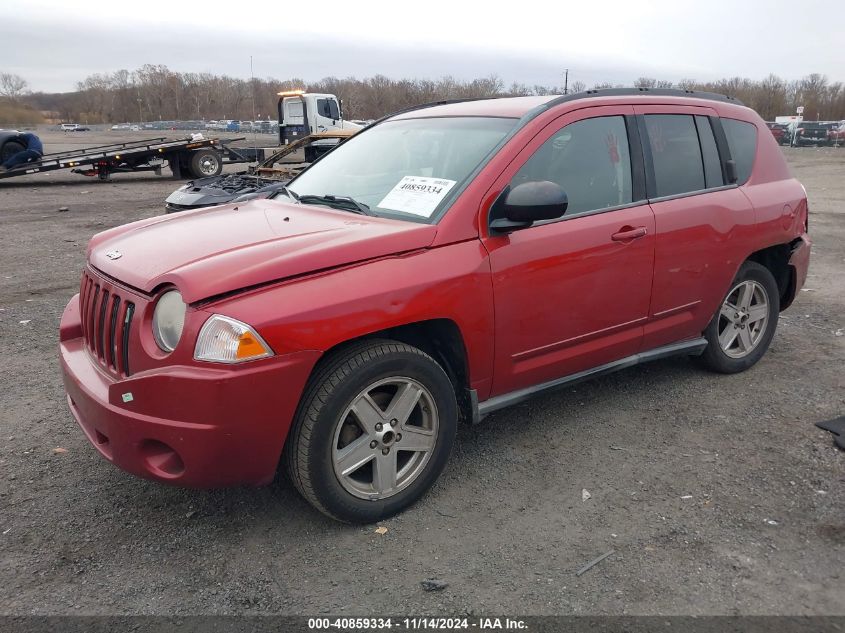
[367,88,743,131]
[545,87,744,107]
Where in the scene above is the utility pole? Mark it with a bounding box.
[563,69,569,95]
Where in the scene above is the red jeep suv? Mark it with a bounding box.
[60,89,811,523]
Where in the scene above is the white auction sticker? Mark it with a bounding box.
[377,176,457,217]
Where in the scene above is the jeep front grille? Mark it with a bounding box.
[79,271,135,376]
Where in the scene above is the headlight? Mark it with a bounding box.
[152,290,186,352]
[194,315,273,363]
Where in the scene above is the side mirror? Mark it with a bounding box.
[725,159,738,184]
[489,181,569,232]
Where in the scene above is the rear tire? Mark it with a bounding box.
[1,141,25,163]
[285,340,457,523]
[188,149,222,178]
[697,261,779,374]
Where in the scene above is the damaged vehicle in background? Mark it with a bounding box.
[164,131,353,212]
[165,91,361,213]
[166,174,290,212]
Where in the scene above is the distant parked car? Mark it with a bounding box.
[215,120,240,132]
[819,122,839,145]
[61,123,89,132]
[111,123,131,131]
[829,121,845,145]
[765,122,788,145]
[255,120,274,133]
[791,121,831,147]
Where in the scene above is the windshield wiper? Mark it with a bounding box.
[296,194,373,215]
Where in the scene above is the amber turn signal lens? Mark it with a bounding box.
[236,332,270,360]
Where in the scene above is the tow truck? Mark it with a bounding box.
[164,91,363,212]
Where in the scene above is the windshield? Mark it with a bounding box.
[287,117,517,223]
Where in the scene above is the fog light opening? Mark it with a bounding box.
[94,429,109,446]
[140,440,185,478]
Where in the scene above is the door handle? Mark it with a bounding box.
[611,226,648,242]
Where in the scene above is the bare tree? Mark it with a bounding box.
[0,73,29,100]
[19,66,845,124]
[634,77,657,89]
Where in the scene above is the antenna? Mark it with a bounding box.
[249,55,259,164]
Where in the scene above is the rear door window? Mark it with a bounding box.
[721,118,757,185]
[644,115,705,197]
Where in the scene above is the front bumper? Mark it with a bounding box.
[59,294,320,487]
[794,138,829,146]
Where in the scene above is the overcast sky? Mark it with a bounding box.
[2,0,841,93]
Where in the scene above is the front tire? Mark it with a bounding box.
[286,340,458,523]
[697,261,779,374]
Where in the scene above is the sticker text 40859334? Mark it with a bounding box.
[377,175,457,217]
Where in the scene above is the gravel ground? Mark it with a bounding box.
[0,132,843,616]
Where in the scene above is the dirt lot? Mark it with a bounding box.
[0,131,843,616]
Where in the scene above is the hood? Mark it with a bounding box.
[88,200,438,303]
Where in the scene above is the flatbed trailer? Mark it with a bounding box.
[0,136,265,182]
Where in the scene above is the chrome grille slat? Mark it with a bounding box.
[87,286,99,351]
[96,290,110,358]
[81,278,93,342]
[108,296,120,369]
[78,275,88,341]
[122,303,135,376]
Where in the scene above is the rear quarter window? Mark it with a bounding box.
[695,116,724,189]
[721,119,757,185]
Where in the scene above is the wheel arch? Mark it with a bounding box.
[304,318,475,424]
[745,242,798,310]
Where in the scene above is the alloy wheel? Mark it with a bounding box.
[332,377,438,500]
[718,280,770,359]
